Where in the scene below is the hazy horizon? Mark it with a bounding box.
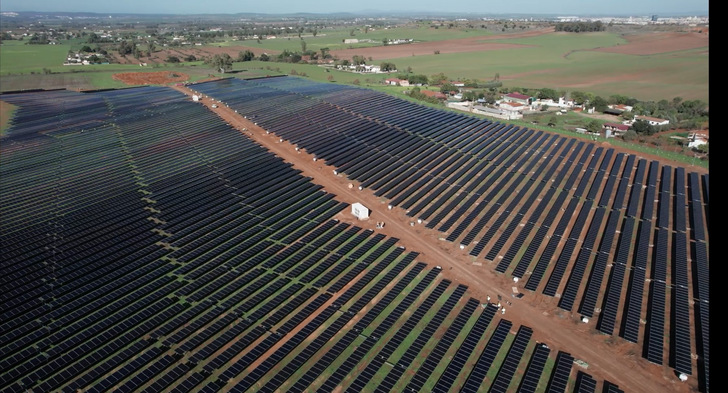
[0,0,710,17]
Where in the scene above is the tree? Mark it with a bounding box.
[571,91,589,105]
[440,83,457,94]
[462,91,477,101]
[80,45,93,53]
[259,53,270,61]
[538,88,559,100]
[237,50,255,62]
[586,119,602,134]
[117,40,134,56]
[632,120,656,136]
[407,74,428,85]
[320,47,330,59]
[165,56,181,63]
[591,95,608,112]
[621,129,638,142]
[380,62,397,72]
[211,53,233,73]
[429,72,448,85]
[300,40,307,52]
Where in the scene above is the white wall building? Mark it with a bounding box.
[351,203,370,220]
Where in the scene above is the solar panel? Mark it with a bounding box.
[459,318,513,392]
[517,342,550,393]
[573,371,597,393]
[404,298,480,392]
[488,325,533,393]
[431,304,499,393]
[546,351,574,393]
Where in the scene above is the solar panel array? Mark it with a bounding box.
[0,77,709,392]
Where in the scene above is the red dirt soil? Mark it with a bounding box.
[173,85,702,393]
[112,71,191,85]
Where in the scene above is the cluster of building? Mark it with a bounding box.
[63,51,108,65]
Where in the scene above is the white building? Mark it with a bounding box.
[351,203,370,220]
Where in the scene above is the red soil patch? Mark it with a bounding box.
[112,71,190,85]
[592,31,708,55]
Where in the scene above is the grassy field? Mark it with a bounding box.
[377,32,708,103]
[219,25,497,53]
[0,40,74,75]
[1,28,708,102]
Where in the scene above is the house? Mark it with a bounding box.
[602,122,630,138]
[687,132,708,149]
[609,103,633,112]
[385,78,409,86]
[499,101,528,113]
[502,92,531,105]
[634,115,669,126]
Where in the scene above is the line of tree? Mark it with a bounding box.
[554,21,606,32]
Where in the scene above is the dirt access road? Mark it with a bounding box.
[171,84,698,393]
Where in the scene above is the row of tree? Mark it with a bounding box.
[554,21,606,33]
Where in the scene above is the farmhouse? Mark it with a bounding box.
[499,101,528,114]
[532,96,575,110]
[687,132,708,149]
[502,92,531,105]
[603,122,630,138]
[609,103,633,112]
[385,78,409,86]
[634,115,669,126]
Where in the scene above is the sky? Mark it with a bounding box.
[0,0,710,16]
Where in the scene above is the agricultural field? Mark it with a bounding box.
[1,22,708,104]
